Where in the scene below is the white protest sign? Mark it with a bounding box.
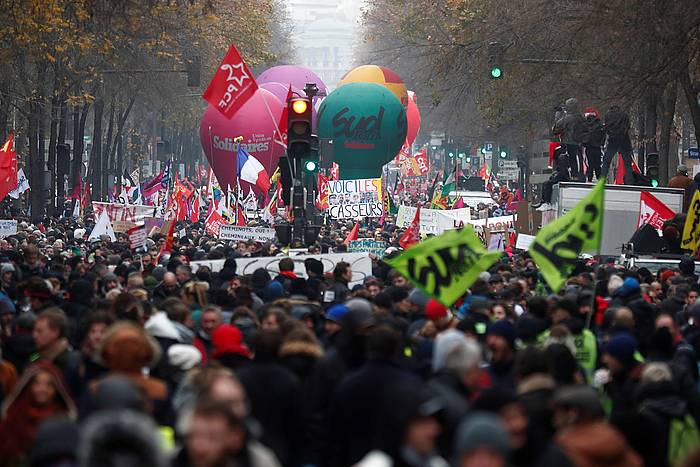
[191,252,372,287]
[127,225,147,251]
[467,215,515,232]
[515,233,536,251]
[219,225,277,242]
[396,206,472,235]
[92,202,157,232]
[348,239,387,257]
[327,178,383,219]
[0,220,17,238]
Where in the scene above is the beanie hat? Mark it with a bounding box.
[426,299,448,321]
[262,280,285,302]
[487,319,516,349]
[604,332,637,364]
[326,304,349,323]
[659,269,676,283]
[607,274,623,296]
[616,277,640,297]
[432,329,479,372]
[454,412,510,459]
[211,325,250,359]
[679,256,695,275]
[168,344,202,370]
[408,288,429,308]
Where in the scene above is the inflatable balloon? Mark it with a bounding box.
[258,66,327,129]
[259,82,302,105]
[200,88,284,193]
[338,65,408,108]
[317,82,407,180]
[406,92,421,145]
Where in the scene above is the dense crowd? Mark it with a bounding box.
[1,215,700,467]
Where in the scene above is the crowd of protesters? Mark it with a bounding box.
[1,214,700,467]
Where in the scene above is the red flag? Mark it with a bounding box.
[236,205,247,226]
[0,133,17,202]
[414,148,429,175]
[615,154,641,184]
[317,174,329,210]
[275,85,293,146]
[205,210,226,237]
[156,219,176,263]
[330,163,340,181]
[479,164,490,180]
[452,197,465,209]
[638,191,675,231]
[399,205,421,249]
[202,44,258,119]
[343,222,360,246]
[190,191,201,223]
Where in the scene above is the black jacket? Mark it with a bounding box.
[604,106,630,136]
[237,362,303,467]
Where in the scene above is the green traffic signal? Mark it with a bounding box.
[304,160,318,173]
[651,179,659,188]
[490,67,503,79]
[499,150,507,158]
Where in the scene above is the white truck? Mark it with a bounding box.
[549,182,685,257]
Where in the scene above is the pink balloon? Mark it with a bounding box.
[200,88,284,194]
[259,82,302,104]
[406,93,421,145]
[257,65,328,96]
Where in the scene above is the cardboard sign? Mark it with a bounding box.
[127,225,147,251]
[348,239,386,257]
[0,220,17,238]
[191,252,373,287]
[219,225,277,242]
[396,206,472,235]
[515,233,536,251]
[327,178,383,219]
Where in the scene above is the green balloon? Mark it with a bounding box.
[318,82,407,179]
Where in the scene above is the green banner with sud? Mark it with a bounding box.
[529,179,605,292]
[386,226,501,306]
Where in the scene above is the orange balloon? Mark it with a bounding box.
[338,65,408,108]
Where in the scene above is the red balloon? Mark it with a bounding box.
[200,88,284,193]
[406,93,421,145]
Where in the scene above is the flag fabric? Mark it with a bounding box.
[275,85,293,147]
[0,133,17,202]
[190,190,202,223]
[399,205,421,249]
[452,197,465,209]
[414,148,429,175]
[88,210,116,242]
[387,226,501,306]
[343,222,360,246]
[427,173,440,201]
[614,154,641,185]
[317,174,329,210]
[638,191,675,232]
[8,168,29,199]
[441,171,456,197]
[682,190,700,254]
[205,210,226,237]
[202,44,258,119]
[122,168,136,187]
[529,179,605,292]
[236,146,271,193]
[330,163,340,181]
[479,164,490,180]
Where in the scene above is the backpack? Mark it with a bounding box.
[668,414,700,466]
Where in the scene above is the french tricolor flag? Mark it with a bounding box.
[236,146,270,193]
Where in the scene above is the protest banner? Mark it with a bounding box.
[529,179,604,292]
[92,202,156,232]
[348,239,387,257]
[386,226,501,306]
[219,225,277,242]
[467,215,515,232]
[191,252,372,287]
[127,225,147,251]
[327,178,383,219]
[0,220,17,238]
[638,191,675,233]
[396,206,472,235]
[205,210,227,237]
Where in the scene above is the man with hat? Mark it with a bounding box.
[669,164,692,190]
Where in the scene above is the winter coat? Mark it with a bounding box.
[604,106,631,137]
[0,361,77,466]
[583,114,606,147]
[327,360,421,467]
[279,338,323,384]
[237,361,303,467]
[553,100,586,145]
[669,174,692,191]
[428,371,472,457]
[172,440,282,467]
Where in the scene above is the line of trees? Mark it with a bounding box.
[360,0,700,185]
[0,0,292,220]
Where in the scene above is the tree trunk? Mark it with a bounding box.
[47,90,59,217]
[57,97,67,210]
[72,102,90,194]
[679,69,700,155]
[102,100,115,198]
[636,100,646,172]
[89,97,105,199]
[658,80,678,185]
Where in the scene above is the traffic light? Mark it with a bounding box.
[488,41,504,79]
[287,97,312,159]
[499,146,508,158]
[303,159,318,173]
[646,152,659,187]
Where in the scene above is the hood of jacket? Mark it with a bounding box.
[144,311,181,341]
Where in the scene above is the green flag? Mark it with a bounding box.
[529,179,605,292]
[441,170,456,196]
[386,226,501,306]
